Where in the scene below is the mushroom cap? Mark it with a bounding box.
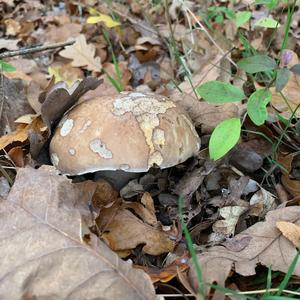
[49,92,200,175]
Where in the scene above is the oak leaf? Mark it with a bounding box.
[189,206,300,300]
[59,34,102,72]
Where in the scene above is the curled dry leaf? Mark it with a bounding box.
[59,34,102,72]
[96,193,176,256]
[0,115,46,150]
[0,166,155,300]
[213,205,249,236]
[40,76,103,131]
[277,221,300,248]
[136,252,190,283]
[189,207,300,300]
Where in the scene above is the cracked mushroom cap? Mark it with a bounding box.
[49,92,200,175]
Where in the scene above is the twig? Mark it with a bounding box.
[0,40,75,59]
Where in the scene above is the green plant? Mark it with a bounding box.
[195,0,298,161]
[102,30,124,92]
[0,60,16,72]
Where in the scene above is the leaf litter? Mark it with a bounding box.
[0,166,156,300]
[0,0,300,299]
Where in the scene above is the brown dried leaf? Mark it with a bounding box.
[4,19,21,36]
[213,205,249,236]
[0,166,155,299]
[278,152,300,197]
[0,76,35,136]
[189,207,300,300]
[40,77,103,131]
[59,34,102,72]
[102,61,132,87]
[271,73,300,118]
[45,23,82,44]
[136,252,190,283]
[170,92,243,134]
[0,115,46,150]
[277,221,300,248]
[96,196,176,256]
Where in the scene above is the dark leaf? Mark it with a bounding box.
[290,64,300,75]
[40,77,103,132]
[237,55,277,73]
[276,68,290,92]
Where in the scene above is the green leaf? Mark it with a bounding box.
[247,89,271,126]
[209,118,241,160]
[255,0,279,10]
[215,15,224,24]
[0,60,16,72]
[275,68,290,92]
[237,55,277,73]
[290,64,300,75]
[255,17,280,28]
[235,11,251,28]
[195,80,245,103]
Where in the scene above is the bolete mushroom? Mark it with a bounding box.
[49,92,200,188]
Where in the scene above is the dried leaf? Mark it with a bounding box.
[0,115,46,150]
[0,167,155,299]
[40,77,103,131]
[213,205,249,236]
[48,63,83,87]
[96,197,176,255]
[249,188,277,217]
[277,221,300,248]
[87,12,121,28]
[136,252,190,283]
[59,35,102,72]
[189,207,300,299]
[0,38,19,50]
[278,152,300,197]
[45,23,82,44]
[170,92,243,134]
[0,76,35,136]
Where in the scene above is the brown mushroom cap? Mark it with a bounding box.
[49,92,200,175]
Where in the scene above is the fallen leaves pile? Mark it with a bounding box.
[1,0,300,299]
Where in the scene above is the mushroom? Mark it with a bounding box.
[49,91,200,189]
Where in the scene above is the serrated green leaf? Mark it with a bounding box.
[195,80,245,103]
[255,17,280,28]
[237,55,277,73]
[0,60,16,72]
[275,68,290,92]
[247,89,271,126]
[235,11,251,28]
[290,64,300,75]
[209,118,241,160]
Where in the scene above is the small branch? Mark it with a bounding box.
[0,40,75,59]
